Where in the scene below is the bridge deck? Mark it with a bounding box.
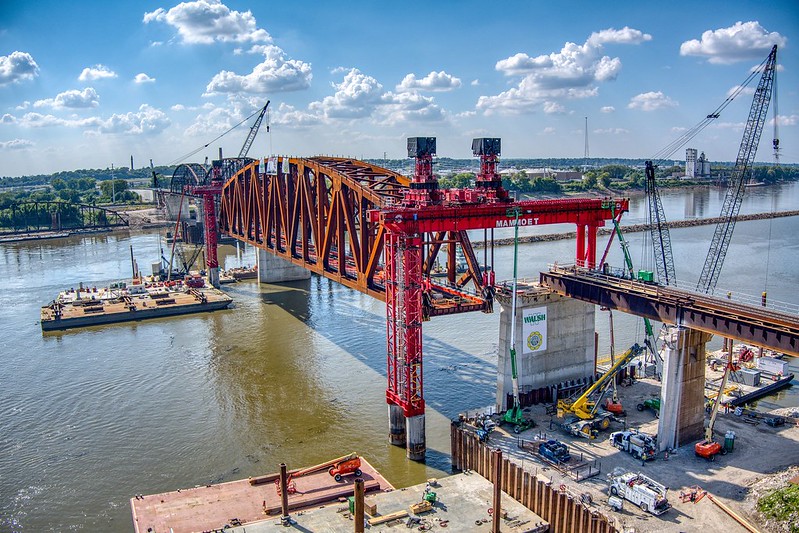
[540,265,799,356]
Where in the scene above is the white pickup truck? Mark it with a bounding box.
[608,470,670,515]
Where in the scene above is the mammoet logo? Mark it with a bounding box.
[496,217,540,228]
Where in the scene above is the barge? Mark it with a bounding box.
[40,280,232,331]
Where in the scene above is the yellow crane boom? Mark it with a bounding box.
[558,343,644,420]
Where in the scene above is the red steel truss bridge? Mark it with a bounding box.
[212,137,627,459]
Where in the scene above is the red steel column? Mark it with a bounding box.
[576,223,586,267]
[586,223,598,269]
[401,231,425,460]
[385,231,406,446]
[203,191,220,287]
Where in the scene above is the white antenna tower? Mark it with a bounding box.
[584,116,589,170]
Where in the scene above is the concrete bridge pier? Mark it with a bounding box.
[257,249,311,283]
[405,414,425,461]
[388,405,426,461]
[496,283,595,409]
[388,404,406,446]
[657,326,712,451]
[207,267,220,288]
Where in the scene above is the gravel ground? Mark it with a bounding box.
[474,376,799,533]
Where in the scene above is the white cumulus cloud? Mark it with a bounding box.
[0,139,35,150]
[594,127,629,134]
[310,69,384,119]
[144,0,270,44]
[543,101,565,114]
[627,91,677,111]
[205,45,311,94]
[397,71,461,92]
[680,21,786,64]
[271,68,444,127]
[600,106,615,113]
[79,65,117,82]
[134,73,156,84]
[34,88,100,109]
[770,114,798,126]
[95,104,170,134]
[0,51,39,86]
[481,26,650,115]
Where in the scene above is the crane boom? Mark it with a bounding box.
[645,161,675,285]
[238,101,270,158]
[558,343,644,420]
[697,45,777,294]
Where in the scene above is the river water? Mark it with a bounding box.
[1,183,798,532]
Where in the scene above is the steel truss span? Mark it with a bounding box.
[217,150,627,450]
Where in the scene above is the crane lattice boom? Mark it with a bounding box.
[645,161,676,286]
[697,45,777,294]
[238,101,270,159]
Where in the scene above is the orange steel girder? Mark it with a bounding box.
[218,157,409,300]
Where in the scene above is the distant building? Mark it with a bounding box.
[686,148,711,179]
[499,168,582,182]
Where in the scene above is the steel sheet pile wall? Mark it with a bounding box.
[451,423,617,533]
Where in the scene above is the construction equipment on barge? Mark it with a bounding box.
[40,279,232,331]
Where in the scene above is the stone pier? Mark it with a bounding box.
[257,249,311,283]
[657,326,712,451]
[496,282,596,410]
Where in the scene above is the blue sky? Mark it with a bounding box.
[0,0,796,177]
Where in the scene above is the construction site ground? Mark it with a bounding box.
[478,376,799,533]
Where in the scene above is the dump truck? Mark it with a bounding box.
[608,470,670,515]
[609,430,657,461]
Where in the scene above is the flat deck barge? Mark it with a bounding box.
[41,282,232,331]
[130,457,392,533]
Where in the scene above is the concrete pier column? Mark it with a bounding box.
[388,404,406,446]
[163,193,189,221]
[495,283,595,410]
[257,249,311,283]
[207,266,219,288]
[406,414,425,461]
[657,326,712,451]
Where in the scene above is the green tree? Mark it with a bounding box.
[57,189,82,203]
[100,179,129,200]
[439,172,474,189]
[599,171,612,189]
[51,178,67,191]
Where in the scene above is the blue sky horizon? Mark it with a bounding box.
[1,0,796,177]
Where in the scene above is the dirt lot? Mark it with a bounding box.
[477,376,799,533]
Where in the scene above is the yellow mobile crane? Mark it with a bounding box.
[558,343,644,438]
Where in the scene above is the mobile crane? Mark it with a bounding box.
[695,359,738,461]
[557,344,644,438]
